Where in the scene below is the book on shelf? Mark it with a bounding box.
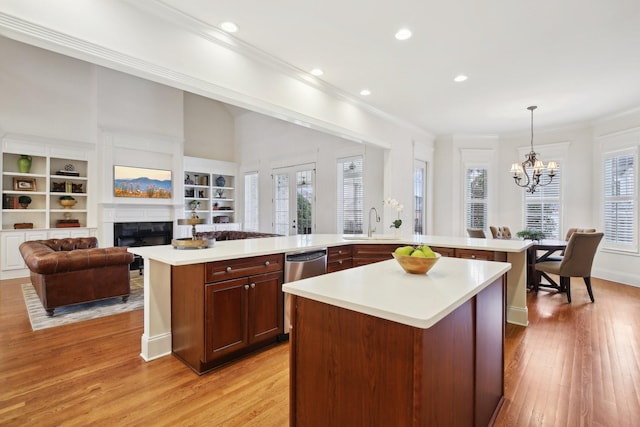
[3,195,19,209]
[56,219,80,228]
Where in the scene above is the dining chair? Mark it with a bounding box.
[489,226,512,239]
[534,232,604,303]
[565,227,596,241]
[467,228,486,238]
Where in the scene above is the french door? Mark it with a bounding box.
[272,164,315,235]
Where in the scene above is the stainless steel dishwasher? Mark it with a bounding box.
[283,248,327,334]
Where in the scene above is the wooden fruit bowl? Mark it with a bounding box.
[392,252,441,274]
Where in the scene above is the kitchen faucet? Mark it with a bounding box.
[368,207,380,237]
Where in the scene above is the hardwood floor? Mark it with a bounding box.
[1,275,639,426]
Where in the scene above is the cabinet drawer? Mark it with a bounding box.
[327,258,353,273]
[328,245,352,261]
[206,254,284,283]
[430,246,456,257]
[352,244,396,266]
[456,249,495,261]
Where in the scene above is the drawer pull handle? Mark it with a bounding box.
[244,285,249,290]
[250,283,256,289]
[226,266,232,272]
[264,261,270,267]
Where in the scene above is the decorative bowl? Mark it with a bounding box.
[59,199,77,209]
[392,252,441,274]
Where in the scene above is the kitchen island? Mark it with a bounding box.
[283,256,511,426]
[129,234,529,362]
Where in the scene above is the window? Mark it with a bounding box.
[337,156,363,234]
[465,168,487,230]
[603,150,636,251]
[243,171,259,231]
[524,167,561,239]
[414,162,426,234]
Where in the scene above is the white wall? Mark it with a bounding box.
[183,93,235,162]
[235,111,385,234]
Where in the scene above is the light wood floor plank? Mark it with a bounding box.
[1,275,639,426]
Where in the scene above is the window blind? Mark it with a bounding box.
[243,172,259,231]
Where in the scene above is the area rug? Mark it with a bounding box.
[21,274,144,331]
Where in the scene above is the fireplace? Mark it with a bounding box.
[114,221,173,271]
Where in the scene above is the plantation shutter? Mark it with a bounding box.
[603,151,636,249]
[465,168,487,230]
[524,166,561,239]
[337,156,364,234]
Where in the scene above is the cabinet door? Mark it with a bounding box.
[205,277,250,361]
[1,232,26,270]
[248,271,283,344]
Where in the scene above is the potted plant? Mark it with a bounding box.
[59,195,77,209]
[516,230,545,241]
[18,195,31,208]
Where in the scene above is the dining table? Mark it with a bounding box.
[526,239,568,289]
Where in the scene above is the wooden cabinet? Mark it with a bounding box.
[429,246,456,257]
[456,248,495,261]
[327,245,353,273]
[172,254,284,374]
[289,277,505,426]
[352,244,397,267]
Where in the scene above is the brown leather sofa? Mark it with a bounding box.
[19,237,134,316]
[195,230,280,241]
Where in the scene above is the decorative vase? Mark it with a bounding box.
[394,227,401,239]
[216,175,226,187]
[18,155,32,173]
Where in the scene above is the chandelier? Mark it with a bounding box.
[510,106,558,193]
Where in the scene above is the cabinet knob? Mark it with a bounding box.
[338,250,342,254]
[471,255,476,259]
[244,284,249,290]
[226,266,232,272]
[264,261,270,267]
[250,283,255,289]
[338,260,343,264]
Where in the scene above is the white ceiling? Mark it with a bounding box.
[156,0,640,136]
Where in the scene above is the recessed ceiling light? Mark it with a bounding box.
[310,68,324,76]
[454,74,468,82]
[220,22,239,33]
[395,28,412,41]
[360,89,371,96]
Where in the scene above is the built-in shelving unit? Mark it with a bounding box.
[1,135,96,278]
[180,156,240,236]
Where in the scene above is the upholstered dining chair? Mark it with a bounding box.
[534,232,604,303]
[565,227,596,241]
[467,228,486,238]
[489,226,512,239]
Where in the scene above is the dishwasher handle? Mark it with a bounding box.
[285,250,327,263]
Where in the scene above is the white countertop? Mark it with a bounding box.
[283,256,511,329]
[128,233,531,265]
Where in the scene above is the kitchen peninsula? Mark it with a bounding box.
[129,234,530,362]
[284,255,511,426]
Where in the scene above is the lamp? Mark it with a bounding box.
[510,106,558,193]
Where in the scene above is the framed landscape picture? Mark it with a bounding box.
[113,166,172,199]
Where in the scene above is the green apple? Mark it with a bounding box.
[394,246,414,256]
[410,250,427,257]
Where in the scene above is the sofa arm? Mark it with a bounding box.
[20,243,134,275]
